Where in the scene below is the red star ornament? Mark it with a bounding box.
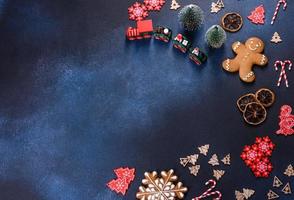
[128,2,149,21]
[144,0,165,11]
[114,168,135,184]
[248,5,265,25]
[107,178,129,195]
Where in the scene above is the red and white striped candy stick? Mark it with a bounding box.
[192,179,222,200]
[271,0,287,25]
[274,60,292,87]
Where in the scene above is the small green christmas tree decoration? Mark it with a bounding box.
[178,4,204,31]
[205,25,227,48]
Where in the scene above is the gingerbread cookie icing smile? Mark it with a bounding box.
[222,37,268,83]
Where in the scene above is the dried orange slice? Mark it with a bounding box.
[243,102,267,125]
[255,88,275,108]
[237,93,257,112]
[221,12,243,32]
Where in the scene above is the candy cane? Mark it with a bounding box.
[192,179,222,200]
[271,0,287,25]
[274,60,292,87]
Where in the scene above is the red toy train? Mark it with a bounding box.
[126,20,153,40]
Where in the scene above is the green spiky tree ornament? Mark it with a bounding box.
[205,25,227,48]
[178,4,204,31]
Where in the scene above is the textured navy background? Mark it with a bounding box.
[0,0,293,199]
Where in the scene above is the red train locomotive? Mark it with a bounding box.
[126,20,154,40]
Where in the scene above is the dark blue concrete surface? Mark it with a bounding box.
[0,0,293,199]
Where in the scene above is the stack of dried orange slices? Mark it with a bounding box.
[237,88,275,125]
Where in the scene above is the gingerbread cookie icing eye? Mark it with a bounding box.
[248,41,261,51]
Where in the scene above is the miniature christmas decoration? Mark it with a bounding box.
[235,188,255,200]
[284,164,294,177]
[136,169,188,200]
[144,0,165,11]
[173,33,192,53]
[271,0,287,25]
[126,19,153,40]
[271,32,282,43]
[248,5,265,25]
[282,183,292,194]
[221,154,230,165]
[237,89,275,125]
[189,47,207,65]
[255,88,275,108]
[192,179,222,200]
[178,4,204,31]
[128,2,149,21]
[198,144,210,156]
[267,190,279,199]
[205,25,226,48]
[213,169,225,180]
[107,167,136,195]
[189,165,201,176]
[208,154,220,166]
[241,136,275,178]
[211,0,224,13]
[273,176,283,187]
[153,26,172,42]
[243,102,267,125]
[276,105,294,136]
[222,37,268,83]
[180,154,199,167]
[170,0,180,10]
[274,60,292,87]
[221,12,243,32]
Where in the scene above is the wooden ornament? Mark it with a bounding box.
[242,188,255,199]
[235,190,245,200]
[213,169,225,180]
[271,32,282,44]
[170,0,180,10]
[282,183,291,194]
[221,154,231,165]
[273,176,283,188]
[188,154,199,165]
[284,164,294,177]
[189,165,200,176]
[208,154,220,166]
[267,190,279,199]
[211,2,221,13]
[198,144,210,156]
[180,157,190,167]
[136,169,188,200]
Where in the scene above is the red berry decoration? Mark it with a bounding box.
[128,2,149,21]
[144,0,165,11]
[240,136,275,178]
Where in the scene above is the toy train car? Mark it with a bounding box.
[126,20,153,40]
[172,34,192,53]
[189,47,207,65]
[153,26,172,42]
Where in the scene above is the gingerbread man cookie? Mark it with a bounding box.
[222,37,268,83]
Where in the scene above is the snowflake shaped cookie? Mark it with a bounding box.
[136,169,188,200]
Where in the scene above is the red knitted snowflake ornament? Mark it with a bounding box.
[241,136,275,178]
[144,0,165,11]
[248,5,265,24]
[128,2,149,21]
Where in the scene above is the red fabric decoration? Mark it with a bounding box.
[107,167,135,195]
[144,0,165,11]
[248,5,265,24]
[128,2,149,21]
[240,137,275,178]
[276,105,294,136]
